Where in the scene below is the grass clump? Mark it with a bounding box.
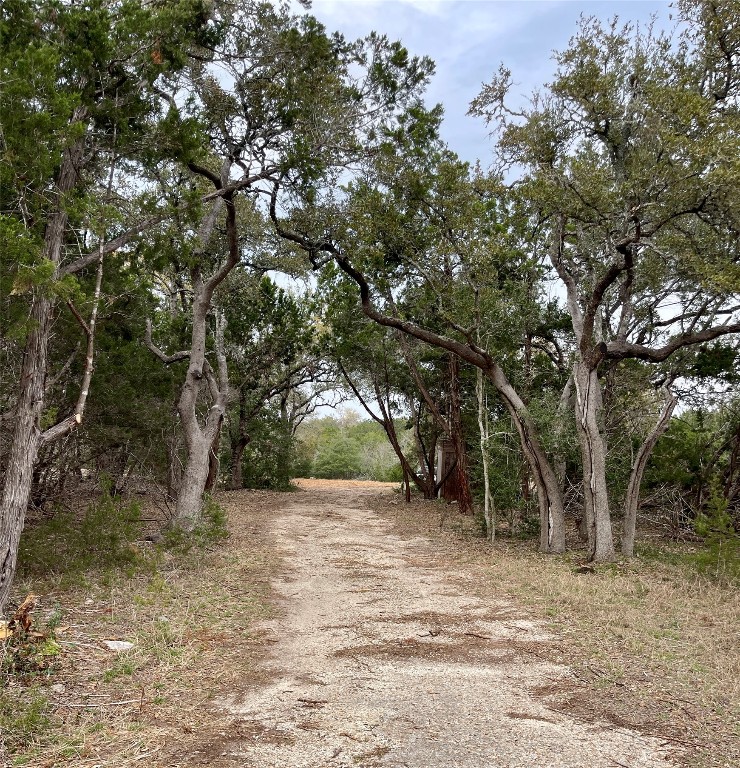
[161,495,229,553]
[1,630,61,681]
[0,685,53,754]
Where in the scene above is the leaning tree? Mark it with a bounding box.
[471,0,740,558]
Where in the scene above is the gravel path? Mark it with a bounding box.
[220,486,677,768]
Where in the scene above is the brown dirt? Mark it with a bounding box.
[9,481,733,767]
[208,481,678,768]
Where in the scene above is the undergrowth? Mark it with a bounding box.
[18,492,143,581]
[161,494,229,552]
[5,491,232,762]
[0,685,53,755]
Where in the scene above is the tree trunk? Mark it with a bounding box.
[229,435,250,490]
[573,359,615,561]
[204,419,222,493]
[176,433,212,529]
[228,389,250,490]
[166,427,183,502]
[163,179,236,527]
[0,121,88,612]
[330,256,564,551]
[0,296,52,609]
[448,355,473,515]
[476,368,494,541]
[553,374,574,493]
[488,362,566,554]
[622,387,677,556]
[174,297,227,527]
[412,419,437,499]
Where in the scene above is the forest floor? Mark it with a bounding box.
[1,480,737,767]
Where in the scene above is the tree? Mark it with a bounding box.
[220,273,327,490]
[471,0,740,559]
[321,273,449,500]
[141,3,435,525]
[0,0,218,609]
[273,138,569,553]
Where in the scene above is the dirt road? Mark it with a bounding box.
[218,484,677,768]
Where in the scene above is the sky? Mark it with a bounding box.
[298,0,674,167]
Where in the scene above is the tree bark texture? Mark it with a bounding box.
[0,122,87,611]
[171,182,236,526]
[174,298,229,526]
[228,391,249,490]
[622,387,678,557]
[573,359,615,561]
[204,420,223,493]
[0,296,53,610]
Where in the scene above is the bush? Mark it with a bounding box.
[692,480,740,586]
[18,490,142,578]
[312,435,363,479]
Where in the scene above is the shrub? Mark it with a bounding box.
[18,491,142,578]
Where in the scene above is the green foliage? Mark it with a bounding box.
[691,479,739,586]
[694,479,735,539]
[0,686,53,754]
[296,414,406,481]
[198,496,229,544]
[17,490,142,579]
[689,343,739,384]
[648,402,739,527]
[238,412,296,490]
[312,433,364,480]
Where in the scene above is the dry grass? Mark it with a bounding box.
[2,490,282,767]
[293,478,398,491]
[4,483,737,767]
[368,494,740,768]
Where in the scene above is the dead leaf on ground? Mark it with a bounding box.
[7,593,38,633]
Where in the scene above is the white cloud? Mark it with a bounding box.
[292,1,671,166]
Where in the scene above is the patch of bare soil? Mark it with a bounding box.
[208,481,678,768]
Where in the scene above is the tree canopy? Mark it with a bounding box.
[1,0,738,608]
